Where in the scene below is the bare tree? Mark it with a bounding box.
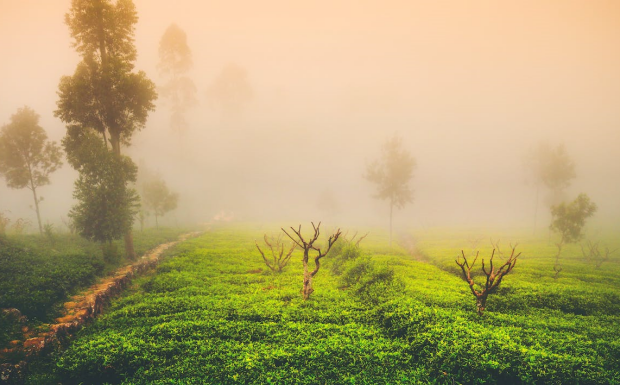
[455,246,520,316]
[282,222,341,300]
[255,233,296,273]
[581,240,616,269]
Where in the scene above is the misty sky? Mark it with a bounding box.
[1,0,619,231]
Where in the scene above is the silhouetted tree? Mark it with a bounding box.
[141,176,178,228]
[526,142,576,233]
[255,234,296,273]
[0,107,62,235]
[158,23,197,133]
[206,63,253,117]
[549,193,596,278]
[364,134,415,247]
[56,0,157,258]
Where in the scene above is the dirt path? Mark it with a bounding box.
[0,231,202,383]
[397,232,430,263]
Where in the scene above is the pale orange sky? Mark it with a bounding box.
[1,0,619,227]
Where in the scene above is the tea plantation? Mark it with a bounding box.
[25,224,620,384]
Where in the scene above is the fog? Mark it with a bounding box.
[1,0,619,232]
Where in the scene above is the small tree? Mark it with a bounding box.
[526,142,576,233]
[158,23,197,133]
[282,222,341,300]
[255,234,296,273]
[0,107,63,235]
[364,134,415,246]
[549,193,597,278]
[455,246,520,316]
[141,176,179,229]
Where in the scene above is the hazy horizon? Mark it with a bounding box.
[1,0,619,233]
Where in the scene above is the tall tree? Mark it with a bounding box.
[66,130,139,245]
[526,142,576,233]
[0,107,63,235]
[141,176,178,228]
[158,23,197,133]
[55,0,157,258]
[364,134,416,246]
[206,63,253,117]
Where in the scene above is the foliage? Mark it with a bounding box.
[550,194,597,245]
[158,23,197,133]
[141,176,179,228]
[364,134,415,245]
[0,106,63,234]
[0,228,189,326]
[0,211,9,237]
[67,131,140,244]
[56,0,157,153]
[26,225,620,384]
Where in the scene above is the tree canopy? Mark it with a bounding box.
[550,193,597,245]
[0,106,63,234]
[158,23,196,132]
[67,130,139,244]
[141,176,178,228]
[364,134,416,245]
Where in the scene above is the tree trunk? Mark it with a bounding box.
[476,294,487,316]
[109,131,137,260]
[30,185,43,236]
[301,249,314,300]
[389,201,394,248]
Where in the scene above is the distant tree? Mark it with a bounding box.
[255,233,297,273]
[549,193,597,278]
[526,142,576,233]
[158,23,197,133]
[0,107,63,235]
[67,130,139,245]
[56,0,157,258]
[206,63,253,117]
[0,211,10,238]
[141,176,178,229]
[455,245,520,316]
[282,222,341,300]
[364,134,416,247]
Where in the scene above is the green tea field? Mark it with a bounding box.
[24,224,620,384]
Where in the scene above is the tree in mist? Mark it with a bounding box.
[206,63,253,117]
[526,143,576,233]
[67,130,140,250]
[55,0,157,258]
[141,176,179,229]
[364,134,416,247]
[0,107,63,235]
[549,193,596,278]
[158,23,197,133]
[282,222,341,300]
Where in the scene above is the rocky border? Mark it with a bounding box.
[0,231,202,384]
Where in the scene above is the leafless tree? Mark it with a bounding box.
[455,246,520,316]
[282,222,341,300]
[255,233,296,273]
[581,240,616,269]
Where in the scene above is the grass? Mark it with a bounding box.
[24,223,620,384]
